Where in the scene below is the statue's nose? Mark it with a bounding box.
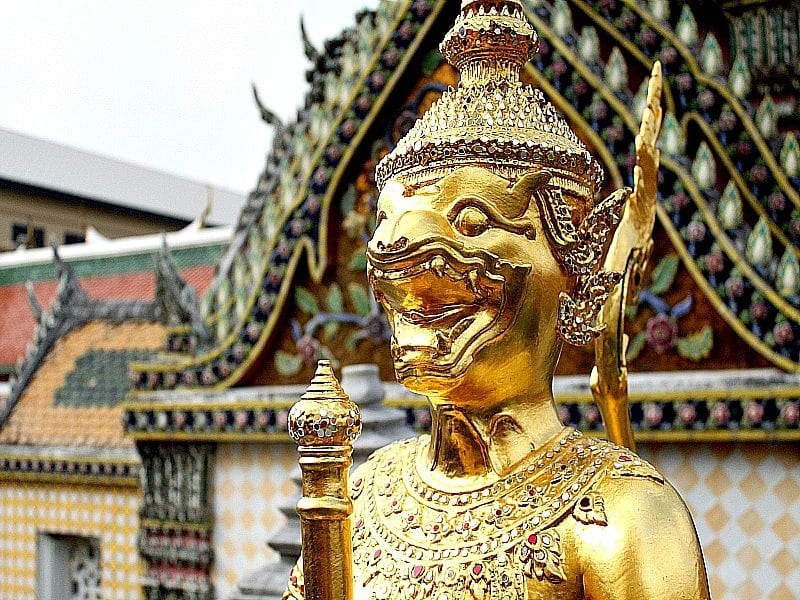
[370,210,455,253]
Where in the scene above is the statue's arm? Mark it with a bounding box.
[579,478,710,600]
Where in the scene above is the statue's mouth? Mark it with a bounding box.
[367,237,527,378]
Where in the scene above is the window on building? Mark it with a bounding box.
[11,223,45,248]
[64,232,86,245]
[37,534,101,600]
[11,223,26,247]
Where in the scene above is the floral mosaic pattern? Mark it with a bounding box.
[625,254,713,362]
[522,0,800,370]
[400,396,800,436]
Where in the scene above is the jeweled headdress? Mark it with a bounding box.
[376,0,604,205]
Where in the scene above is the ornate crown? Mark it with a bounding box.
[375,0,603,204]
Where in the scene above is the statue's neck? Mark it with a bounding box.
[423,390,564,487]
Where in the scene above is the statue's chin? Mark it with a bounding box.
[392,348,473,396]
[397,368,465,397]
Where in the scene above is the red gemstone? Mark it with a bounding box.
[373,549,381,560]
[391,500,398,507]
[411,565,424,579]
[355,518,363,529]
[407,515,415,522]
[290,575,297,585]
[472,564,483,576]
[355,478,363,487]
[463,522,470,530]
[432,524,440,532]
[495,508,502,516]
[619,455,632,462]
[528,534,538,544]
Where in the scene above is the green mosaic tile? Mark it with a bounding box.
[54,349,153,408]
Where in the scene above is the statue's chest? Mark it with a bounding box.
[351,522,581,600]
[349,432,639,600]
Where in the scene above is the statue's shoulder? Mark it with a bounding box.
[574,434,672,523]
[579,435,665,486]
[574,437,709,598]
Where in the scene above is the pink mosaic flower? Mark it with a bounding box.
[296,335,321,367]
[646,314,678,353]
[582,405,601,427]
[677,403,697,427]
[644,403,663,427]
[687,221,707,243]
[705,251,724,275]
[774,322,794,346]
[744,402,764,425]
[780,402,799,427]
[710,402,730,427]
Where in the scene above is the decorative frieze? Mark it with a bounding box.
[137,443,215,600]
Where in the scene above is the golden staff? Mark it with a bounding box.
[288,360,362,600]
[591,62,664,451]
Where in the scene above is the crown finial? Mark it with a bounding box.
[441,0,537,78]
[289,360,362,447]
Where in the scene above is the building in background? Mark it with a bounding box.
[1,0,799,599]
[0,127,245,251]
[0,224,228,599]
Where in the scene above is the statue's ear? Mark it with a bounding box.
[508,171,551,218]
[576,188,629,267]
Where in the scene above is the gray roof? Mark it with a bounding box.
[0,127,246,225]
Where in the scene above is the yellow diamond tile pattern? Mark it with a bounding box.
[212,443,298,599]
[0,482,142,600]
[640,443,800,600]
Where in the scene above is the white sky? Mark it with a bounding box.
[0,1,379,197]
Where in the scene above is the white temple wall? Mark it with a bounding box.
[212,442,297,599]
[640,443,799,600]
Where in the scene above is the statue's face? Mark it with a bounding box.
[367,166,570,397]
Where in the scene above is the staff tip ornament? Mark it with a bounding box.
[289,360,362,448]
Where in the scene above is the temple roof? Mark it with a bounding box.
[118,0,800,395]
[1,0,799,444]
[0,127,245,225]
[0,227,226,370]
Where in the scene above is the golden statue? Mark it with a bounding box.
[286,1,709,598]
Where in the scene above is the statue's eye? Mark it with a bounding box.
[453,206,490,237]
